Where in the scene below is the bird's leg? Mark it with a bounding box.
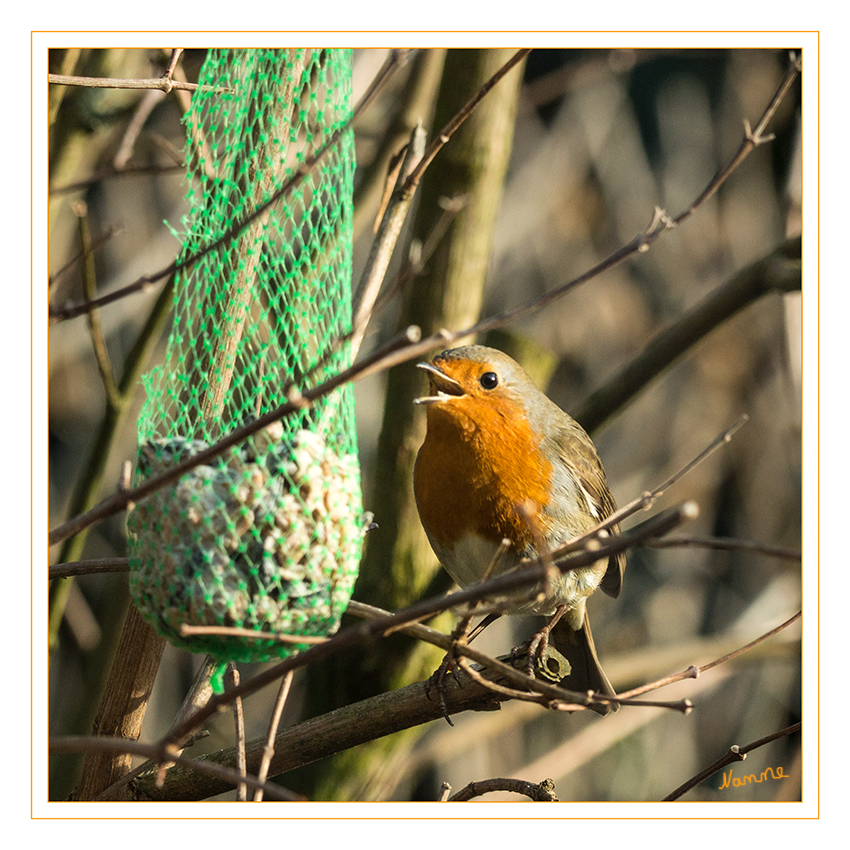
[515,605,568,678]
[425,611,503,725]
[425,541,512,724]
[464,611,501,643]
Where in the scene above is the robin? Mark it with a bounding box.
[413,345,624,715]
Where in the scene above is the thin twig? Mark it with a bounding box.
[455,637,692,714]
[48,272,177,644]
[642,414,749,501]
[663,721,801,801]
[355,598,618,712]
[49,48,799,421]
[395,52,802,354]
[113,88,167,170]
[370,194,467,316]
[422,540,511,725]
[47,73,222,94]
[546,415,748,563]
[349,48,530,353]
[135,595,798,801]
[402,49,531,193]
[48,223,122,293]
[74,201,120,408]
[130,535,795,801]
[95,656,218,800]
[50,375,735,682]
[48,46,800,552]
[576,235,801,432]
[226,664,248,802]
[669,52,801,231]
[646,536,800,561]
[179,624,329,645]
[616,610,802,701]
[163,49,184,80]
[619,415,747,528]
[351,123,427,359]
[281,195,468,401]
[253,670,294,802]
[50,163,185,196]
[454,652,552,707]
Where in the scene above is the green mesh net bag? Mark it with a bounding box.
[127,48,367,664]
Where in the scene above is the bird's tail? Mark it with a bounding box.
[550,610,618,716]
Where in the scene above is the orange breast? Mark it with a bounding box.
[413,394,553,555]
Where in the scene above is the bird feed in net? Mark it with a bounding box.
[127,48,368,664]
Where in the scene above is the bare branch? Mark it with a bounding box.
[253,671,294,802]
[351,123,427,358]
[47,72,222,94]
[73,201,121,408]
[448,777,559,802]
[397,53,802,354]
[132,567,797,802]
[179,624,329,645]
[49,558,130,579]
[402,49,531,193]
[646,536,801,561]
[151,501,699,755]
[663,721,801,801]
[576,235,801,432]
[226,665,248,802]
[51,735,300,802]
[617,610,802,701]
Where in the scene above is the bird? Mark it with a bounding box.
[413,345,624,715]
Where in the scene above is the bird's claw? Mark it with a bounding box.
[425,651,462,726]
[425,621,475,727]
[510,625,553,679]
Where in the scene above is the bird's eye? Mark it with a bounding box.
[479,371,499,390]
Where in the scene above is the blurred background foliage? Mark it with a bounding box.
[48,47,801,803]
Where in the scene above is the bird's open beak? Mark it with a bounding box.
[414,362,465,404]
